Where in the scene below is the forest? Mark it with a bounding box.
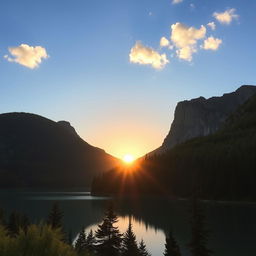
[92,93,256,201]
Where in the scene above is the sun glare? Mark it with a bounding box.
[123,154,135,164]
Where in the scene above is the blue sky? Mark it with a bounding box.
[0,0,256,158]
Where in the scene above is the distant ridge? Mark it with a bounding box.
[0,112,120,188]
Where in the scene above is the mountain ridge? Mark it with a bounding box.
[0,112,120,188]
[152,85,256,155]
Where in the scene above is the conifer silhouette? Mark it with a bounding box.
[47,202,63,230]
[163,231,181,256]
[95,204,122,256]
[188,196,212,256]
[75,227,87,253]
[122,217,139,256]
[138,239,151,256]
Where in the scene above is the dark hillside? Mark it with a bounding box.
[0,112,120,188]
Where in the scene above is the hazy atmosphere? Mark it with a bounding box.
[1,0,256,158]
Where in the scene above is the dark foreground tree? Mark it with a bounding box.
[0,209,5,226]
[47,202,63,230]
[85,229,96,253]
[0,224,77,256]
[188,197,212,256]
[75,227,87,253]
[138,239,151,256]
[163,231,181,256]
[95,204,122,256]
[122,219,139,256]
[7,212,30,237]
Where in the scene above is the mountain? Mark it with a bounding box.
[153,85,256,154]
[0,112,120,188]
[92,86,256,200]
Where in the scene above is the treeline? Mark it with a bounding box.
[92,94,256,201]
[0,199,212,256]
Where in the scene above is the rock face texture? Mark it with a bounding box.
[158,85,256,153]
[0,112,120,188]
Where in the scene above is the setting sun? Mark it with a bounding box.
[123,154,135,164]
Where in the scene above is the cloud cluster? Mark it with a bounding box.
[4,44,48,69]
[202,37,222,50]
[213,8,239,25]
[129,6,238,69]
[129,41,169,69]
[171,22,206,61]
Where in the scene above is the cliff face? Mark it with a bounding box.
[0,112,120,188]
[159,85,256,152]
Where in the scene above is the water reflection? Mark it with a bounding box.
[0,191,255,256]
[85,215,166,256]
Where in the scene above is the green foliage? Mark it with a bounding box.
[95,204,122,256]
[0,224,78,256]
[163,231,181,256]
[7,212,29,237]
[122,220,139,256]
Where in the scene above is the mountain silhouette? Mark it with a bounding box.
[0,112,120,189]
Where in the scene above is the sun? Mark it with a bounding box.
[123,154,135,164]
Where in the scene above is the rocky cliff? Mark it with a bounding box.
[156,85,256,153]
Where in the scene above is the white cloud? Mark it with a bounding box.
[207,22,216,31]
[213,8,239,25]
[172,0,183,4]
[176,46,196,61]
[170,22,206,61]
[160,37,170,48]
[202,36,222,50]
[4,44,48,69]
[129,41,169,69]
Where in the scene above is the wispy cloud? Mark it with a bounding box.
[129,41,169,69]
[172,0,183,4]
[202,36,222,50]
[171,22,206,61]
[207,22,216,31]
[213,8,239,25]
[4,44,49,69]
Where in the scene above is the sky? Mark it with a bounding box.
[0,0,256,159]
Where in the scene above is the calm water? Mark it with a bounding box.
[0,190,256,256]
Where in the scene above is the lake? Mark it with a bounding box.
[0,190,255,256]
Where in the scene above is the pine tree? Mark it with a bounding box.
[138,239,151,256]
[122,218,139,256]
[75,227,87,253]
[163,231,181,256]
[7,212,20,236]
[0,208,6,226]
[188,196,212,256]
[85,229,96,253]
[68,229,73,245]
[95,204,122,256]
[7,212,30,236]
[47,202,63,230]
